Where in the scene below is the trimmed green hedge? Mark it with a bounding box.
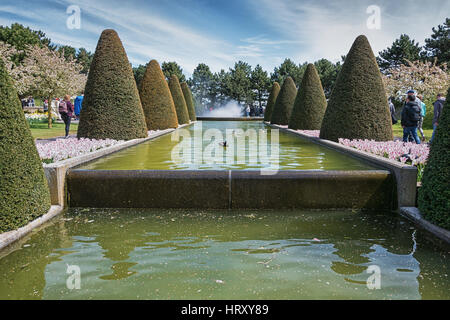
[0,58,51,233]
[181,82,197,121]
[264,82,280,122]
[289,64,327,130]
[77,29,148,140]
[418,87,450,230]
[139,60,179,130]
[169,75,190,125]
[320,35,393,142]
[270,76,297,125]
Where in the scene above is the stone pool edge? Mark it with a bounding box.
[266,123,418,209]
[0,205,64,251]
[400,207,450,244]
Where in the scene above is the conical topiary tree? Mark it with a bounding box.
[168,75,190,125]
[77,29,148,140]
[418,87,450,230]
[289,64,327,130]
[0,58,51,233]
[181,82,197,121]
[139,60,179,130]
[264,82,280,122]
[270,76,297,125]
[320,35,393,142]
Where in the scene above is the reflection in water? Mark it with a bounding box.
[0,209,449,300]
[81,121,373,171]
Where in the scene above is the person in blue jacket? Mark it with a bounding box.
[74,92,84,120]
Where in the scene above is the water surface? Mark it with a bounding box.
[1,209,448,300]
[81,121,373,171]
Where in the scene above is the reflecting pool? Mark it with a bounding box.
[1,209,448,300]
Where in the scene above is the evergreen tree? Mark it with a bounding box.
[289,64,327,130]
[162,61,186,82]
[139,59,179,130]
[229,61,253,105]
[133,64,148,88]
[418,87,450,229]
[320,35,393,142]
[77,29,148,140]
[263,82,280,122]
[423,18,450,65]
[377,34,422,72]
[190,63,214,111]
[181,82,197,121]
[168,75,190,124]
[251,64,270,109]
[0,58,51,232]
[271,59,305,86]
[270,76,297,125]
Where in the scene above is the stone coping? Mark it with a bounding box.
[266,123,418,208]
[0,205,64,251]
[400,207,450,244]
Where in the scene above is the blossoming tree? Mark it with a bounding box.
[0,41,87,128]
[382,59,449,100]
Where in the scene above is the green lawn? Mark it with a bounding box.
[30,122,78,140]
[393,123,433,142]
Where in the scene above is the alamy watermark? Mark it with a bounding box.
[66,5,81,30]
[366,5,381,30]
[171,123,280,175]
[366,265,381,290]
[66,264,81,290]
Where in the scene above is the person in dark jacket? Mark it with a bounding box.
[430,93,445,144]
[59,95,74,138]
[401,95,422,144]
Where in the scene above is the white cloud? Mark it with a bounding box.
[250,0,450,63]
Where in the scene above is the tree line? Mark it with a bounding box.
[133,18,448,114]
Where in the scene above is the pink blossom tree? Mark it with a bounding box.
[0,41,87,128]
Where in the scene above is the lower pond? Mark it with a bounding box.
[1,209,448,300]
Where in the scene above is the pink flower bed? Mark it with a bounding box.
[36,138,123,164]
[338,139,429,166]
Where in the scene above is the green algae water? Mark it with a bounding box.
[81,121,373,171]
[1,209,448,300]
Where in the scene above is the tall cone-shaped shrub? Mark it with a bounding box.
[270,77,297,125]
[168,75,190,125]
[264,82,280,122]
[289,64,327,130]
[320,35,393,142]
[0,59,51,233]
[181,82,197,121]
[77,29,148,140]
[139,60,178,130]
[418,87,450,229]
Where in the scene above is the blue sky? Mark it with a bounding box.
[0,0,448,77]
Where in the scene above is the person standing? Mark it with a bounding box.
[389,98,397,124]
[401,94,422,144]
[245,105,250,117]
[416,94,427,141]
[59,95,74,138]
[430,93,445,144]
[74,92,84,120]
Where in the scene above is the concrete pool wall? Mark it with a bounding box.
[67,170,395,210]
